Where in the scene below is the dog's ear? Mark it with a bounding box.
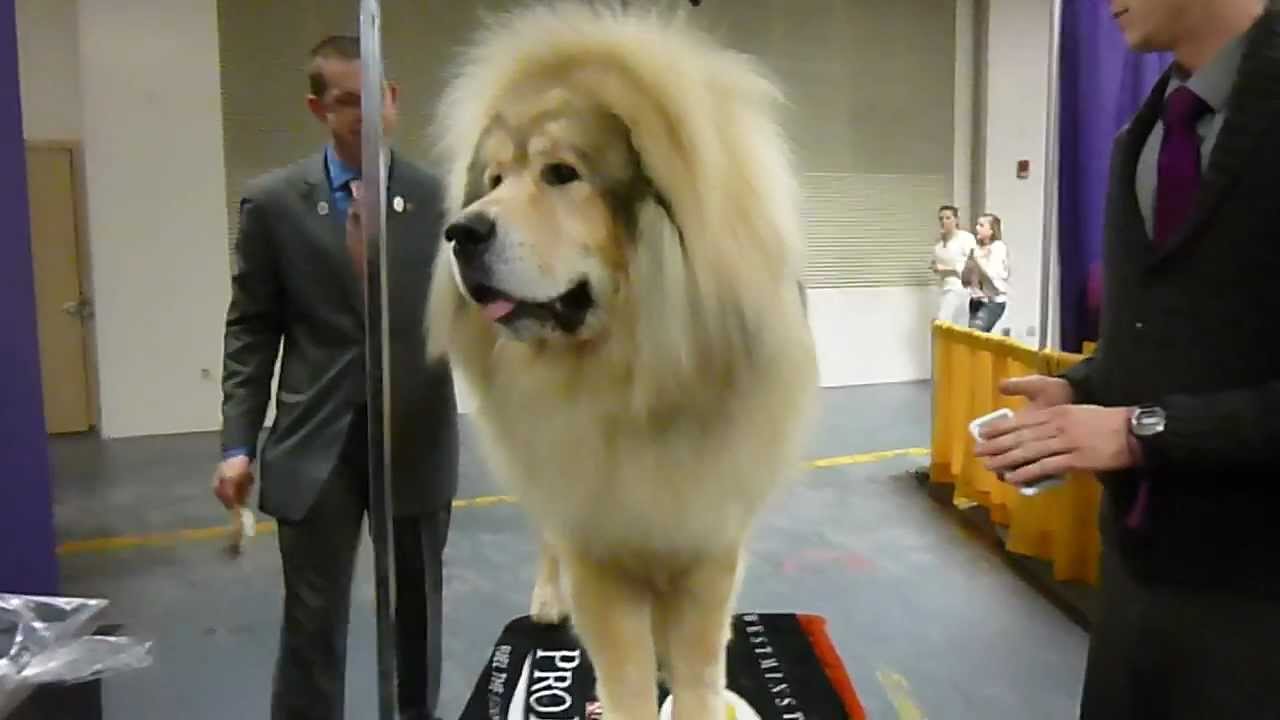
[427,139,488,363]
[425,241,501,388]
[425,240,462,362]
[627,195,700,410]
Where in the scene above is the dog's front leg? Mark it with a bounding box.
[563,550,658,720]
[529,536,569,624]
[656,549,743,720]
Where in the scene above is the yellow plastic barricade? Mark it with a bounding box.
[930,322,1102,585]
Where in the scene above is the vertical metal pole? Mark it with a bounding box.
[1038,0,1063,351]
[359,1,398,718]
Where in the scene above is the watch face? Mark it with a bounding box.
[1132,406,1166,436]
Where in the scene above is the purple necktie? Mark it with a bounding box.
[1152,85,1212,248]
[1126,85,1211,530]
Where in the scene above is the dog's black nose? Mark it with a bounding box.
[444,214,496,250]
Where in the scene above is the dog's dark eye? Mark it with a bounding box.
[542,163,580,186]
[488,173,503,190]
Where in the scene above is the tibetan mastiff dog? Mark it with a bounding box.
[426,2,818,717]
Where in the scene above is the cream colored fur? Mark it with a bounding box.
[425,3,819,718]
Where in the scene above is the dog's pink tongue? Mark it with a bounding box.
[481,299,516,322]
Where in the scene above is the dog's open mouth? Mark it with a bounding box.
[467,279,595,333]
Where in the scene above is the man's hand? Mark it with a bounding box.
[972,374,1135,484]
[999,375,1074,411]
[974,404,1137,484]
[213,454,255,510]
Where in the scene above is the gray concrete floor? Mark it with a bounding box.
[49,382,1089,719]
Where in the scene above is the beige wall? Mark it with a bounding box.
[981,0,1053,343]
[16,0,80,141]
[218,0,961,390]
[216,0,498,247]
[18,0,232,437]
[14,1,1059,433]
[77,0,230,437]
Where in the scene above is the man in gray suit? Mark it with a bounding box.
[213,35,458,720]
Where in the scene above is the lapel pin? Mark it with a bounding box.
[317,200,330,216]
[393,195,406,213]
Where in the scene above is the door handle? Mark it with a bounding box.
[61,298,94,320]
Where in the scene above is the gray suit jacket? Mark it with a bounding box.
[220,150,459,522]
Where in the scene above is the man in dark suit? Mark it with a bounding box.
[975,1,1280,717]
[213,35,458,720]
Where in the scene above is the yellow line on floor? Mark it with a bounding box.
[54,447,928,557]
[877,668,928,720]
[55,524,269,556]
[808,447,929,468]
[455,494,518,509]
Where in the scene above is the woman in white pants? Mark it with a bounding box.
[968,212,1010,332]
[931,205,976,325]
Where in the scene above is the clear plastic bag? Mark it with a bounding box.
[0,593,153,719]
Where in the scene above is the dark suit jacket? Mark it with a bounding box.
[220,150,459,522]
[1062,9,1280,596]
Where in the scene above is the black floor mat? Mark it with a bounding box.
[458,612,866,719]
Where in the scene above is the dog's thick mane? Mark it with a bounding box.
[422,13,821,697]
[426,1,812,416]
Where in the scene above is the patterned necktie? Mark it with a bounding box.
[345,178,365,292]
[1127,85,1211,530]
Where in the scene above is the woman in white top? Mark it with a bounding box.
[967,212,1010,332]
[931,205,977,325]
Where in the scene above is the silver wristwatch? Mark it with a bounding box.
[1130,405,1167,438]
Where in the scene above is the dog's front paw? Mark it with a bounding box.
[529,581,569,624]
[666,690,729,720]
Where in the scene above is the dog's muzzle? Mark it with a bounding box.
[445,213,496,262]
[443,212,596,334]
[445,211,500,292]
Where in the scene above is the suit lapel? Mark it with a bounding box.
[298,152,364,314]
[294,149,434,320]
[384,152,431,276]
[1159,9,1280,259]
[385,152,405,259]
[1115,70,1171,251]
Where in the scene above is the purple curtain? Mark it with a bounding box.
[1058,0,1171,352]
[0,0,59,593]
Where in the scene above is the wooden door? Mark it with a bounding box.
[26,144,94,434]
